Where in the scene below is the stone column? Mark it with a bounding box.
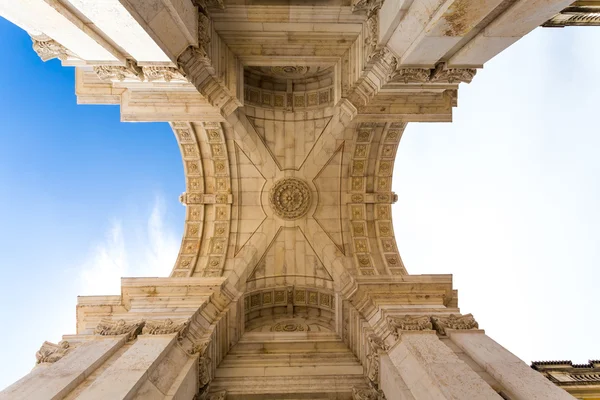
[383,315,502,400]
[434,315,575,400]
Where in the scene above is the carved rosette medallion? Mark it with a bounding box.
[269,178,312,220]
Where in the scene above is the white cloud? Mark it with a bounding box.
[79,195,180,295]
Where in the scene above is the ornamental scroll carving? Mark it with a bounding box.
[94,60,143,82]
[389,62,477,84]
[143,66,187,82]
[36,340,72,364]
[366,334,388,388]
[352,387,385,400]
[142,319,190,337]
[94,318,144,341]
[31,35,78,62]
[431,314,479,335]
[387,315,432,340]
[269,178,312,220]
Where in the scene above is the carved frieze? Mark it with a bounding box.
[366,334,388,387]
[35,340,71,364]
[94,60,143,82]
[389,62,476,84]
[430,63,477,84]
[352,387,385,400]
[94,318,144,340]
[431,314,479,335]
[387,315,432,340]
[142,319,190,337]
[31,35,78,62]
[143,66,187,82]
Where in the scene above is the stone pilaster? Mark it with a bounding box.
[446,328,575,400]
[383,315,502,400]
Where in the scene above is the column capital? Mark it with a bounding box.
[386,315,433,340]
[431,313,480,336]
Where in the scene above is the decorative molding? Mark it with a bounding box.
[366,334,388,388]
[35,340,71,364]
[31,35,78,62]
[142,319,190,336]
[389,62,476,84]
[94,318,144,340]
[352,387,386,400]
[143,66,187,82]
[271,321,310,332]
[179,192,232,205]
[193,0,225,11]
[94,60,143,82]
[269,178,312,220]
[543,5,600,27]
[430,63,477,84]
[431,313,479,335]
[387,315,433,340]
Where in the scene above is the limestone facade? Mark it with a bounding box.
[0,0,592,399]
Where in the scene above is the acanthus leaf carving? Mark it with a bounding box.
[387,315,432,340]
[143,66,187,82]
[430,62,477,84]
[431,313,479,335]
[35,340,72,364]
[352,387,386,400]
[142,319,190,337]
[31,35,78,62]
[94,318,144,340]
[388,67,430,84]
[94,60,143,82]
[366,334,388,388]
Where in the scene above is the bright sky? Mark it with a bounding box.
[0,17,598,391]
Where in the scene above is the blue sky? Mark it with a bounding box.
[1,16,599,391]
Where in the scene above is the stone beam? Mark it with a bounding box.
[447,329,576,399]
[449,0,576,67]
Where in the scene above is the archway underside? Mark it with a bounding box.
[169,72,409,290]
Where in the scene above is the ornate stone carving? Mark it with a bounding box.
[387,315,432,340]
[389,67,430,84]
[94,60,143,82]
[142,319,190,337]
[143,66,187,82]
[31,35,77,62]
[269,178,312,220]
[389,61,476,84]
[94,318,144,340]
[543,4,600,27]
[430,63,477,84]
[431,313,479,335]
[193,0,225,10]
[35,340,71,364]
[271,321,309,332]
[366,334,388,387]
[352,387,385,400]
[352,0,383,13]
[270,66,309,77]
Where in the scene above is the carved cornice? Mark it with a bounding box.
[192,0,225,11]
[94,318,144,340]
[387,315,433,340]
[389,62,477,84]
[94,60,143,82]
[143,66,187,82]
[35,340,72,364]
[352,387,385,400]
[31,35,78,62]
[142,319,190,337]
[431,313,479,335]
